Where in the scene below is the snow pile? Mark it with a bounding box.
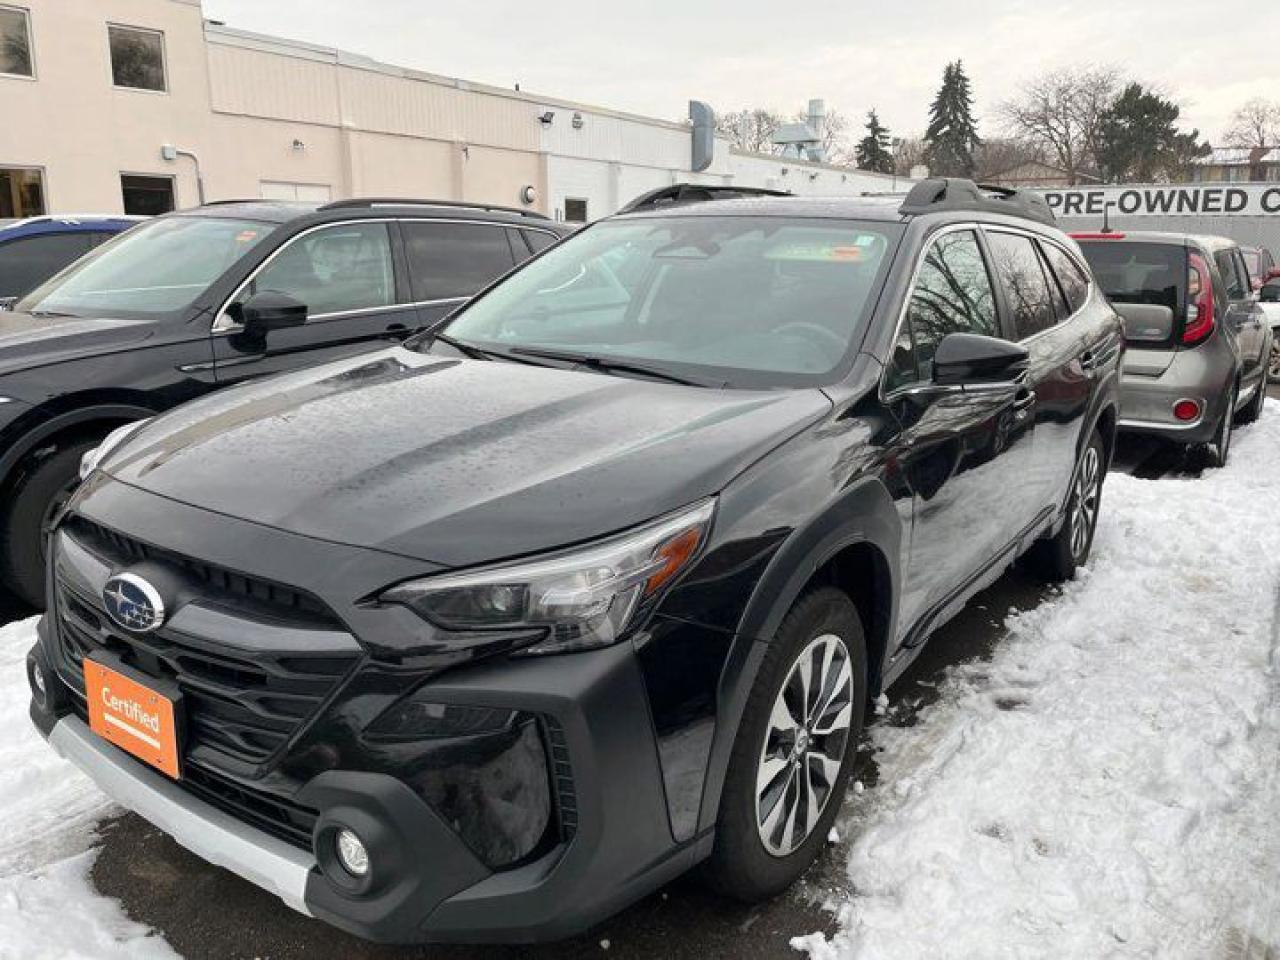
[796,403,1280,960]
[0,618,176,960]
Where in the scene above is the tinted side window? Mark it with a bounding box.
[1215,250,1246,300]
[987,231,1057,340]
[0,233,94,298]
[402,222,516,301]
[523,229,558,254]
[245,222,394,317]
[892,230,999,386]
[1042,243,1089,315]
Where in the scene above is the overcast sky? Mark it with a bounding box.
[203,0,1271,145]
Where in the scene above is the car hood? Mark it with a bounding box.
[103,348,831,567]
[0,310,156,381]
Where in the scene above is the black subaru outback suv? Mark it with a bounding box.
[0,198,570,607]
[29,180,1122,943]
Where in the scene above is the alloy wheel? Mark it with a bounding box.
[1070,445,1101,562]
[756,633,854,857]
[1270,339,1280,383]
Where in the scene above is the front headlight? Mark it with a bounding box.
[79,419,153,481]
[382,499,715,655]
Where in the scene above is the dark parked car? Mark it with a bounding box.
[0,198,571,606]
[29,180,1121,943]
[0,214,140,307]
[1074,231,1271,467]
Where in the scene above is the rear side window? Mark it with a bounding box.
[402,222,517,302]
[1042,243,1090,315]
[889,230,999,388]
[1215,250,1247,300]
[0,232,94,298]
[986,231,1058,340]
[523,229,558,254]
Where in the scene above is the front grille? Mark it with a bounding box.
[66,694,316,851]
[65,516,338,627]
[53,518,360,774]
[181,765,318,849]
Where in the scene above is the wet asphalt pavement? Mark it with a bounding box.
[3,420,1259,960]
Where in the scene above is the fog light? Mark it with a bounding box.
[334,828,369,878]
[1173,399,1201,422]
[28,659,47,706]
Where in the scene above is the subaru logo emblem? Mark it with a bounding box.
[102,573,166,633]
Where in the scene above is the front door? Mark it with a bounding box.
[211,221,416,386]
[885,228,1036,642]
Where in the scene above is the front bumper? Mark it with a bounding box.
[43,713,315,914]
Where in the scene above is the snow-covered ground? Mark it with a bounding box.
[0,618,176,960]
[1,407,1278,960]
[798,402,1280,960]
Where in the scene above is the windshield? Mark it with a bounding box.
[15,216,277,317]
[430,216,900,388]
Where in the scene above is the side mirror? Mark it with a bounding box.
[1113,302,1174,342]
[236,291,307,334]
[932,332,1029,386]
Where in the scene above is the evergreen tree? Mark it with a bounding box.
[855,110,895,174]
[1098,83,1207,183]
[924,61,980,177]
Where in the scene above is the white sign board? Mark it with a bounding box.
[1041,184,1280,219]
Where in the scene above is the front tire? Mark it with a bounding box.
[1268,335,1280,384]
[703,587,867,902]
[0,439,97,609]
[1025,429,1105,583]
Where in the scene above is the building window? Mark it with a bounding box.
[0,166,44,217]
[108,24,166,92]
[121,174,174,215]
[564,198,589,223]
[0,5,33,78]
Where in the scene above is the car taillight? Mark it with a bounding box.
[1183,253,1215,346]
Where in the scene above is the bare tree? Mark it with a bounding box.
[974,137,1045,181]
[793,106,851,163]
[1223,98,1280,148]
[715,109,784,154]
[893,136,927,177]
[998,67,1120,184]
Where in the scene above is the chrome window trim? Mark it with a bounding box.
[211,216,552,334]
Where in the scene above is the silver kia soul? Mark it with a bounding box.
[1075,231,1272,466]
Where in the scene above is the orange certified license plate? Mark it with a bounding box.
[84,655,182,779]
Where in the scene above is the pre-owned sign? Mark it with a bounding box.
[1041,184,1280,218]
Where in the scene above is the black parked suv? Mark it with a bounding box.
[0,198,570,606]
[29,180,1122,943]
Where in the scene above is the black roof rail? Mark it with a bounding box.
[618,183,792,214]
[316,198,550,221]
[898,178,1055,226]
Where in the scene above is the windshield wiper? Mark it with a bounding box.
[428,330,497,361]
[29,309,81,319]
[509,346,725,388]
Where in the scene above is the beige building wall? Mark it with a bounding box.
[2,0,213,211]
